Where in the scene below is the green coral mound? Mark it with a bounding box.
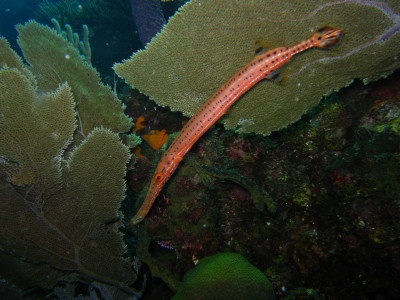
[114,0,400,135]
[17,20,132,135]
[173,253,275,300]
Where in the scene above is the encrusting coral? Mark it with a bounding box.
[114,0,400,135]
[0,23,139,296]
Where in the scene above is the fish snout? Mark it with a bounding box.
[314,26,343,48]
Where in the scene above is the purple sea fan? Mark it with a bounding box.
[129,0,166,46]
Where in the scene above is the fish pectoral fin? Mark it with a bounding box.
[266,67,289,85]
[265,69,282,82]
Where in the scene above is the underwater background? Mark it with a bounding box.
[0,0,400,299]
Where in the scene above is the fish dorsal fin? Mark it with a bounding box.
[254,39,286,84]
[254,39,282,56]
[254,40,271,56]
[255,46,267,56]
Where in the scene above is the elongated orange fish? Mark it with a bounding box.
[132,27,342,224]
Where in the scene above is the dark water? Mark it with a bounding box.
[0,0,183,77]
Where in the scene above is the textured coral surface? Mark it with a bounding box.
[0,23,138,297]
[18,21,133,136]
[115,0,400,135]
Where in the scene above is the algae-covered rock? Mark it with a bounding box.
[115,0,400,135]
[17,20,132,135]
[173,252,275,300]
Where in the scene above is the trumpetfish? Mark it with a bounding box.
[132,26,343,224]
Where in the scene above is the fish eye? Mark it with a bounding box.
[133,216,143,224]
[155,174,163,181]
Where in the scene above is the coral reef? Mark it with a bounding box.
[0,127,135,291]
[0,37,35,85]
[172,252,275,300]
[0,21,139,297]
[50,19,92,64]
[17,20,133,137]
[114,0,400,135]
[123,69,400,298]
[0,68,75,189]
